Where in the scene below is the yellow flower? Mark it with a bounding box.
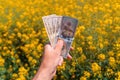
[87,36,93,41]
[16,21,22,28]
[3,32,8,37]
[115,72,120,80]
[116,53,120,64]
[25,63,28,67]
[14,28,19,32]
[82,54,86,59]
[80,76,87,80]
[72,61,76,67]
[32,51,38,57]
[17,32,22,38]
[34,70,37,74]
[89,46,96,51]
[99,43,104,49]
[98,53,105,61]
[31,59,37,65]
[8,65,13,72]
[0,56,5,66]
[109,57,115,64]
[57,62,66,71]
[16,59,21,64]
[69,68,76,73]
[7,40,12,44]
[0,38,2,44]
[79,26,85,32]
[28,56,33,62]
[16,75,26,80]
[106,68,114,77]
[104,39,109,46]
[113,41,120,50]
[37,44,43,52]
[84,71,91,78]
[108,51,114,57]
[80,35,85,40]
[12,73,18,78]
[77,47,83,53]
[91,62,101,73]
[18,66,28,76]
[109,57,116,68]
[78,54,86,63]
[53,75,57,80]
[3,46,7,50]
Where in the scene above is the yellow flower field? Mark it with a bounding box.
[0,0,120,80]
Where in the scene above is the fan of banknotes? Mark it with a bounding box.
[42,14,78,58]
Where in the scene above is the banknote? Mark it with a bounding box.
[59,16,78,57]
[42,14,78,58]
[42,15,62,47]
[60,16,78,39]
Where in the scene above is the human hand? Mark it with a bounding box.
[40,40,64,79]
[33,40,64,80]
[32,40,72,80]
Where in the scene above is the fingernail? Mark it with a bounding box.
[58,40,63,44]
[58,63,62,66]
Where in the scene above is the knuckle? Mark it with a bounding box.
[44,44,50,49]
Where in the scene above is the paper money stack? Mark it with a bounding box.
[42,14,78,58]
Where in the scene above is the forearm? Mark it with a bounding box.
[32,67,51,80]
[32,40,64,80]
[32,62,53,80]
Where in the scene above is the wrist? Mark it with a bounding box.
[38,69,50,80]
[37,64,52,80]
[32,66,51,80]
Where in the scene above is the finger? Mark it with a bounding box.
[58,56,63,66]
[52,69,56,76]
[50,69,56,79]
[67,54,72,60]
[55,40,64,55]
[70,47,74,51]
[45,44,51,49]
[44,44,52,52]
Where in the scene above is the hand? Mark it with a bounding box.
[32,40,72,80]
[33,40,63,80]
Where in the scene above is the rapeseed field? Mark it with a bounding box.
[0,0,120,80]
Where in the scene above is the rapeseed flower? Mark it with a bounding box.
[0,0,120,79]
[0,56,5,66]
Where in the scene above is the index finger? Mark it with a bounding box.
[55,40,64,55]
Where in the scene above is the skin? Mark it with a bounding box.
[32,40,72,80]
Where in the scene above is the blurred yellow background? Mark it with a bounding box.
[0,0,120,80]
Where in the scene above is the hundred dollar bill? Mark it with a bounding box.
[59,16,78,58]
